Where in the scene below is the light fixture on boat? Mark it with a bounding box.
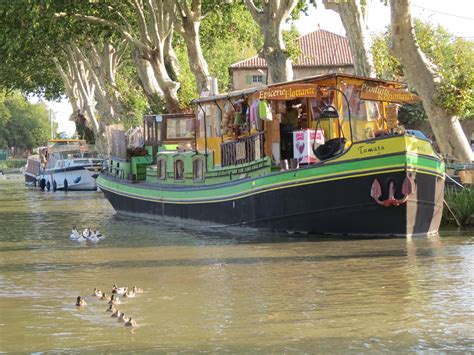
[319,105,340,119]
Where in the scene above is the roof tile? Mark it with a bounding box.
[229,30,353,69]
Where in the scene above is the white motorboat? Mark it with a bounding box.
[37,139,103,191]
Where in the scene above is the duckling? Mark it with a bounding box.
[75,296,87,307]
[117,312,126,323]
[124,290,135,298]
[111,309,121,318]
[108,294,121,305]
[124,317,137,327]
[106,304,116,313]
[132,286,143,294]
[112,285,127,295]
[70,226,80,240]
[91,288,103,297]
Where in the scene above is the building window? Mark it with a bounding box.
[193,158,204,181]
[157,158,166,180]
[252,75,263,83]
[174,159,184,180]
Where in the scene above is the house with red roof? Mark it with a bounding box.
[229,29,354,90]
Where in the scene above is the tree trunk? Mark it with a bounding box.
[149,48,180,113]
[322,0,375,77]
[262,25,293,84]
[390,0,473,162]
[167,0,210,94]
[164,33,180,82]
[131,47,164,107]
[181,19,210,94]
[245,0,298,84]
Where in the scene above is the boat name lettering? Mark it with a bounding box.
[357,145,385,155]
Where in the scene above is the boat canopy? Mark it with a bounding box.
[191,73,421,105]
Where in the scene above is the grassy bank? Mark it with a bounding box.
[443,186,474,226]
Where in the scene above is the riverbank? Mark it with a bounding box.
[0,159,26,174]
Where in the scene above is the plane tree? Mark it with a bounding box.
[245,0,300,84]
[389,0,473,162]
[322,0,375,77]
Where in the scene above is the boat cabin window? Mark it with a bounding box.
[193,158,204,181]
[166,117,195,140]
[157,158,166,180]
[174,159,184,180]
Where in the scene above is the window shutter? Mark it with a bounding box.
[245,75,252,84]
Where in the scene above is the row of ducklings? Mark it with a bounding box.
[70,227,105,243]
[75,285,144,327]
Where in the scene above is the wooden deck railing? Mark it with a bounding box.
[221,132,264,167]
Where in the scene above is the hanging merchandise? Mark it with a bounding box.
[259,100,273,121]
[221,101,235,136]
[242,99,249,124]
[214,104,222,136]
[234,112,243,125]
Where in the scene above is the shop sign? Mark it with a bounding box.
[360,82,421,104]
[257,84,319,101]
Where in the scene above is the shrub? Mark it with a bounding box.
[443,187,474,226]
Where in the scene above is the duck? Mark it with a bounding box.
[88,232,99,244]
[100,292,110,301]
[108,294,121,305]
[132,286,143,294]
[76,234,87,243]
[91,288,103,297]
[106,304,116,313]
[124,317,137,327]
[70,226,80,240]
[75,296,87,307]
[95,230,105,240]
[82,228,91,238]
[117,313,126,323]
[124,290,135,298]
[112,285,127,295]
[111,309,121,318]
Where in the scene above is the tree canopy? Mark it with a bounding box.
[0,91,50,150]
[373,19,474,122]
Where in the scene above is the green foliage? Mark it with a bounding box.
[115,62,150,129]
[176,46,197,109]
[0,91,50,150]
[443,186,474,226]
[0,159,27,170]
[398,102,427,126]
[283,26,302,62]
[372,33,402,80]
[372,20,474,122]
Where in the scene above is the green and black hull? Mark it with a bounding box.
[97,136,445,237]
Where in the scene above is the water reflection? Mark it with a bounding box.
[0,175,473,352]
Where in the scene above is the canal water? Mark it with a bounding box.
[0,174,473,352]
